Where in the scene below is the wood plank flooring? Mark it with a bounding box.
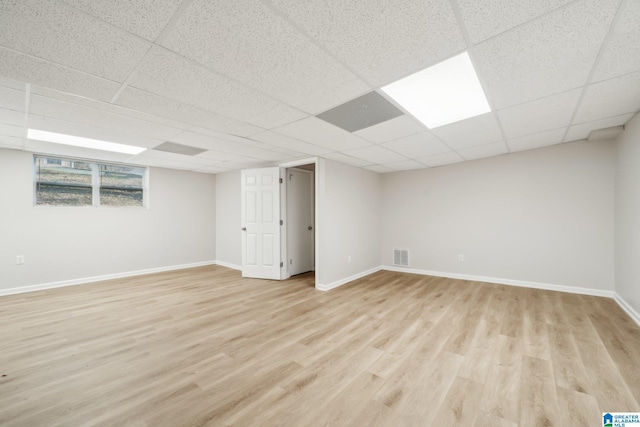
[0,265,638,426]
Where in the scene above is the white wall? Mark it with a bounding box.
[0,149,216,291]
[214,169,241,268]
[615,113,640,316]
[317,159,382,288]
[381,139,616,292]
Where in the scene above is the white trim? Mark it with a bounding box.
[215,260,242,271]
[0,260,217,297]
[316,266,382,292]
[381,265,615,298]
[614,293,640,326]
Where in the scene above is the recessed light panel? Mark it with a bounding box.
[27,129,146,155]
[381,52,491,129]
[153,141,207,156]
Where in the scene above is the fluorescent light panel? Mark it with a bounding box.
[381,52,490,129]
[27,129,146,155]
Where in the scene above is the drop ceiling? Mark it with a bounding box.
[0,0,638,174]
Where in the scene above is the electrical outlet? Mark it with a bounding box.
[16,255,25,265]
[458,254,464,263]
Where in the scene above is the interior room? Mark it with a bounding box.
[0,0,639,425]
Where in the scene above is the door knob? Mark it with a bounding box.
[308,226,313,230]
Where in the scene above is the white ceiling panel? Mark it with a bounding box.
[498,88,582,139]
[0,76,26,91]
[272,117,371,152]
[269,0,466,86]
[418,151,464,167]
[0,48,120,102]
[161,0,369,114]
[430,113,503,149]
[193,150,246,162]
[507,128,567,153]
[341,145,407,164]
[0,123,25,138]
[133,149,216,166]
[564,113,634,142]
[384,160,427,171]
[127,47,305,128]
[573,71,640,123]
[250,130,332,156]
[0,0,151,82]
[457,141,509,161]
[381,131,451,158]
[128,155,205,171]
[0,86,26,112]
[60,0,183,41]
[171,131,256,154]
[473,0,621,109]
[354,115,425,143]
[592,0,640,82]
[457,0,574,44]
[0,108,25,127]
[24,139,135,163]
[0,135,24,149]
[321,152,373,168]
[363,164,396,174]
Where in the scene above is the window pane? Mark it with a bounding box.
[35,157,93,206]
[100,164,144,207]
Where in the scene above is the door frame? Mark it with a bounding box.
[285,167,315,277]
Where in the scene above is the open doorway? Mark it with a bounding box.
[285,164,315,278]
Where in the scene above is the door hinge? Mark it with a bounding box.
[280,262,283,268]
[280,220,283,225]
[279,178,283,184]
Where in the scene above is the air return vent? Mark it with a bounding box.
[393,249,409,267]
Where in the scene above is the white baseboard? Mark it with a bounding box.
[614,293,640,326]
[0,260,217,297]
[214,260,242,271]
[316,266,382,291]
[381,265,616,298]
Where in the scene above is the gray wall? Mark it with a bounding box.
[214,169,242,268]
[381,139,616,291]
[0,148,216,291]
[615,113,640,315]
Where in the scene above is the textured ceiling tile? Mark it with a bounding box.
[363,164,396,173]
[0,86,25,112]
[161,0,369,114]
[0,48,120,102]
[127,155,205,170]
[564,113,634,142]
[430,113,503,149]
[0,76,26,91]
[574,70,640,123]
[354,115,425,143]
[192,150,246,162]
[0,108,25,126]
[171,131,254,153]
[381,132,450,158]
[128,47,305,128]
[0,123,24,138]
[250,130,332,156]
[592,0,640,82]
[457,141,508,161]
[0,0,151,82]
[0,135,24,148]
[474,0,620,109]
[457,0,573,44]
[341,145,407,164]
[497,88,582,139]
[322,152,373,168]
[269,0,465,86]
[60,0,183,41]
[417,151,464,167]
[272,117,371,151]
[383,160,427,171]
[507,128,566,152]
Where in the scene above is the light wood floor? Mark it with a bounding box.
[0,266,638,426]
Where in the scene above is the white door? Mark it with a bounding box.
[241,167,282,280]
[286,168,314,276]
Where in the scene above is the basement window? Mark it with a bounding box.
[34,155,147,208]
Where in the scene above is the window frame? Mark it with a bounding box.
[33,154,149,208]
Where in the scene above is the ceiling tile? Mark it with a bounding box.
[341,145,407,164]
[354,115,425,143]
[138,149,215,165]
[272,117,371,151]
[193,150,246,162]
[363,164,396,173]
[269,0,465,86]
[115,87,263,137]
[0,0,151,82]
[0,123,24,138]
[381,131,450,158]
[127,47,305,128]
[418,151,464,167]
[171,131,254,153]
[161,0,369,114]
[0,108,25,127]
[128,155,205,171]
[0,86,26,112]
[457,141,508,161]
[0,135,24,149]
[60,0,183,41]
[457,0,574,44]
[0,48,120,102]
[573,71,640,123]
[430,113,503,149]
[321,152,373,168]
[473,0,620,109]
[0,76,26,91]
[250,130,332,156]
[507,128,566,152]
[564,113,634,142]
[24,139,135,163]
[497,88,582,138]
[383,160,427,171]
[592,0,640,82]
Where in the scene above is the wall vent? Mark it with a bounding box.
[393,249,409,267]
